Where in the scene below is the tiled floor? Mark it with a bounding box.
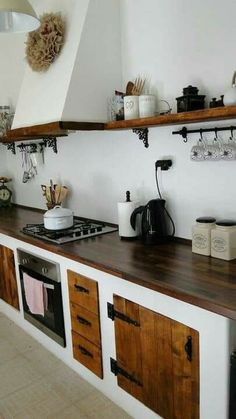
[0,312,132,419]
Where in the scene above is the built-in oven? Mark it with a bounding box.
[17,249,66,347]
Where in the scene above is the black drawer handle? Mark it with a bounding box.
[78,345,93,358]
[77,315,91,327]
[74,284,89,294]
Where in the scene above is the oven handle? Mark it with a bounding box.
[44,283,54,290]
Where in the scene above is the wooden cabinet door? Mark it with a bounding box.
[113,295,199,419]
[0,245,19,310]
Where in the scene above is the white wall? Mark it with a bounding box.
[3,0,236,239]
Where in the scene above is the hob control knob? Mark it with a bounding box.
[22,258,30,265]
[42,267,48,275]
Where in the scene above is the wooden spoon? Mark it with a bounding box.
[126,81,134,96]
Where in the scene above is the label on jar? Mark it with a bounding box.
[193,233,208,249]
[212,237,227,252]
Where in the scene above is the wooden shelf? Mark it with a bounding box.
[105,106,236,130]
[1,121,105,143]
[2,107,236,144]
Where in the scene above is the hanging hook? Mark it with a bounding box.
[230,126,234,139]
[199,129,203,141]
[214,128,218,138]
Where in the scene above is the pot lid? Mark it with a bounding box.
[216,219,236,227]
[196,217,216,223]
[44,206,73,219]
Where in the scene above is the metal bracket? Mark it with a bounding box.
[110,358,142,386]
[132,128,149,148]
[3,142,16,154]
[43,137,58,153]
[107,302,140,327]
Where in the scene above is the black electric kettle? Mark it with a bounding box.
[130,199,168,244]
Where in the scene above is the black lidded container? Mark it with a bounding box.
[176,85,205,113]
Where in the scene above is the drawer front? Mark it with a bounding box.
[68,270,98,314]
[72,331,103,378]
[70,303,101,347]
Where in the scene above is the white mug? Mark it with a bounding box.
[190,139,205,161]
[124,95,139,120]
[139,95,156,118]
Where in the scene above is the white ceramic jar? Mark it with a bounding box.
[192,217,216,256]
[44,206,74,230]
[211,220,236,261]
[124,95,139,120]
[139,95,156,118]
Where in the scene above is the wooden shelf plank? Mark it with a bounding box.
[105,106,236,130]
[2,121,105,143]
[2,107,236,144]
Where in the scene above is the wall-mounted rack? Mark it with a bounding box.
[3,137,58,155]
[172,125,236,142]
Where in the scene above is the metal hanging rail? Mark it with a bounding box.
[172,125,236,142]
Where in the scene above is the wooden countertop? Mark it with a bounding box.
[1,206,236,321]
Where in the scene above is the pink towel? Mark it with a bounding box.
[23,273,48,316]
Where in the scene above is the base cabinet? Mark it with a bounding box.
[0,245,19,310]
[110,295,199,419]
[68,270,103,378]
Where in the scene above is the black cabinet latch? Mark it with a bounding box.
[107,303,140,327]
[185,335,192,362]
[110,358,142,386]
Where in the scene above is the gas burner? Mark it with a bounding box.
[22,217,118,244]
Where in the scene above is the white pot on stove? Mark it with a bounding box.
[44,206,74,230]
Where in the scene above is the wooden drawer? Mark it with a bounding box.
[72,331,103,378]
[70,303,101,347]
[68,270,98,314]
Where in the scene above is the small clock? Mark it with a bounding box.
[0,177,12,207]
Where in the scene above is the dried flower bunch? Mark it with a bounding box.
[25,13,65,72]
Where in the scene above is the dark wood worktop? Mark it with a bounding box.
[1,206,236,321]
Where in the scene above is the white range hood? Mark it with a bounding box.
[13,0,122,129]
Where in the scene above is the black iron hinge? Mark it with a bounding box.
[107,303,140,327]
[110,358,142,386]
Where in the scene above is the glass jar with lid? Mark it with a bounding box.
[192,217,216,256]
[211,220,236,261]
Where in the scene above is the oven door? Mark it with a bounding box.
[19,265,66,347]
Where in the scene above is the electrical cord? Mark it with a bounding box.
[155,166,176,237]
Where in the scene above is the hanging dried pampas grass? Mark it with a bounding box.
[25,13,65,72]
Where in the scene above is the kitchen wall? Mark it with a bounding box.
[3,0,236,239]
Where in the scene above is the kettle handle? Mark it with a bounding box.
[130,206,145,230]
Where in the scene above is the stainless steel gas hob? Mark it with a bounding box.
[22,217,118,244]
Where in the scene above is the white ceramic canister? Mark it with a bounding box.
[139,95,156,118]
[124,95,139,120]
[44,206,74,230]
[192,217,216,256]
[211,220,236,261]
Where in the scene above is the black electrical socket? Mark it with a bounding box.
[155,159,172,171]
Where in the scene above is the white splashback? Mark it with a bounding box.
[3,0,236,239]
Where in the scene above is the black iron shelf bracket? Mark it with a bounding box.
[2,137,58,155]
[132,128,149,148]
[172,125,236,143]
[43,137,58,154]
[3,142,16,155]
